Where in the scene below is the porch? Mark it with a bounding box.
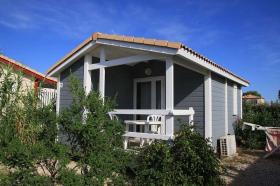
[60,44,205,147]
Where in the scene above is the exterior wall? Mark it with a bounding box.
[59,57,84,109]
[227,81,235,134]
[105,65,133,109]
[212,73,226,148]
[237,86,242,118]
[1,67,34,93]
[174,64,205,136]
[227,82,242,135]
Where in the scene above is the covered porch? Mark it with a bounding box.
[82,44,202,148]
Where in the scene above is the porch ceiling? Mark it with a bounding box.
[90,45,158,61]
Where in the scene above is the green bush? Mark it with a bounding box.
[58,75,130,185]
[134,125,224,186]
[235,102,280,149]
[0,66,72,185]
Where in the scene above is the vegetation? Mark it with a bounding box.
[133,125,224,186]
[243,91,262,97]
[235,102,280,149]
[58,75,131,185]
[0,67,223,185]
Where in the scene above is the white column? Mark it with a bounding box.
[56,75,61,115]
[225,79,228,135]
[165,57,174,137]
[84,54,92,95]
[99,47,106,98]
[204,71,212,141]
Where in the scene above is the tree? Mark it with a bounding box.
[243,91,262,97]
[58,75,131,185]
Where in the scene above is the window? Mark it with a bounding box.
[233,84,238,115]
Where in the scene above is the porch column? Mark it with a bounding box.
[99,47,106,98]
[165,57,174,137]
[84,54,92,95]
[204,71,212,141]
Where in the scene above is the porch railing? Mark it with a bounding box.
[109,107,195,149]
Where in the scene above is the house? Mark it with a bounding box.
[243,94,265,105]
[46,32,249,148]
[0,54,57,105]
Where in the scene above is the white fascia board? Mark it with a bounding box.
[48,41,97,77]
[96,39,178,55]
[177,48,249,87]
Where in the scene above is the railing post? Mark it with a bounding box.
[188,107,194,131]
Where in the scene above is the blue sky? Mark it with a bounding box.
[0,0,279,101]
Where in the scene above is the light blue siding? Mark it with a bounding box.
[174,64,205,136]
[60,57,84,110]
[227,81,235,134]
[212,73,225,148]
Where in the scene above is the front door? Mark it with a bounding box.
[134,76,165,117]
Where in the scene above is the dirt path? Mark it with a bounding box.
[222,149,280,186]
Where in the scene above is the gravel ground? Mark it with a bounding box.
[222,149,280,186]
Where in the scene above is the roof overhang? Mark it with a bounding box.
[47,32,249,87]
[176,49,249,86]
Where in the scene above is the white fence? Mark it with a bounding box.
[39,88,57,106]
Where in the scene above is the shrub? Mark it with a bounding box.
[0,66,71,185]
[235,102,280,149]
[134,125,224,186]
[58,75,130,185]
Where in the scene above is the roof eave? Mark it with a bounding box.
[177,48,249,87]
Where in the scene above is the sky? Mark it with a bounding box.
[0,0,279,101]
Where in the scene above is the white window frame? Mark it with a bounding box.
[133,76,165,110]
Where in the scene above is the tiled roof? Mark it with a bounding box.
[0,54,57,84]
[243,94,263,99]
[47,32,249,84]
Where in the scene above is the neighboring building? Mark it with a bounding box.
[243,94,265,105]
[47,32,249,149]
[0,54,57,89]
[0,54,57,105]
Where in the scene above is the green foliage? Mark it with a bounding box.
[58,75,129,185]
[243,90,262,97]
[0,68,225,185]
[3,170,52,186]
[134,125,224,186]
[235,102,280,149]
[0,66,71,185]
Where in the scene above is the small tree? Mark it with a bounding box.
[0,65,71,185]
[58,75,130,185]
